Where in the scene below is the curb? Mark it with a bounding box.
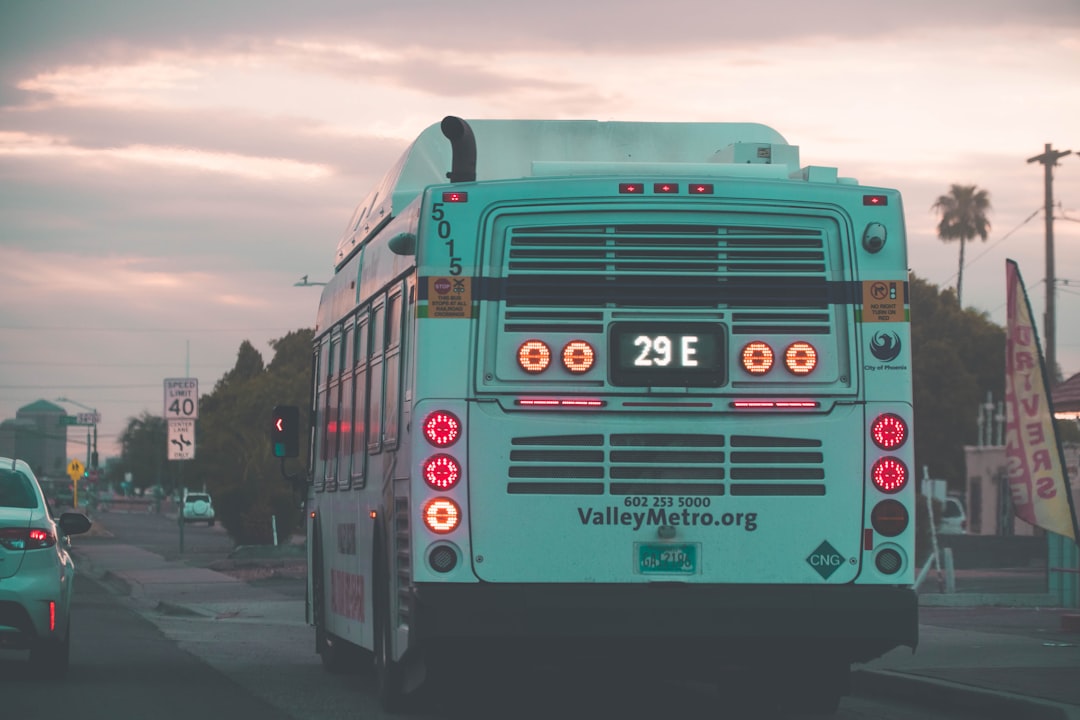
[852,669,1080,720]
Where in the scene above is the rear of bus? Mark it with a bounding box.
[402,126,917,696]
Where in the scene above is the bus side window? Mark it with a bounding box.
[325,330,343,490]
[367,299,385,454]
[351,314,370,488]
[383,288,402,449]
[338,321,354,490]
[313,337,330,492]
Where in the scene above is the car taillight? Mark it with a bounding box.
[871,457,908,493]
[871,413,908,450]
[423,454,461,491]
[0,527,57,550]
[423,411,461,447]
[423,499,461,534]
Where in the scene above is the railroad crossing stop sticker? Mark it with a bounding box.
[862,280,904,323]
[806,540,845,579]
[427,276,472,318]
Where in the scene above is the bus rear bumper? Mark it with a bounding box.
[411,582,917,666]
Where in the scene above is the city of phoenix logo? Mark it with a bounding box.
[869,331,902,362]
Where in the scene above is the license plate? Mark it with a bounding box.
[637,543,698,574]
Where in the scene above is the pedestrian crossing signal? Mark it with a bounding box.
[271,405,300,458]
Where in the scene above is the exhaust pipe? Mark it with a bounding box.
[441,116,476,183]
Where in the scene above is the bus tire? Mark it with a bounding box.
[375,544,406,711]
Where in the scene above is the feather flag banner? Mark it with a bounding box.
[1004,260,1078,542]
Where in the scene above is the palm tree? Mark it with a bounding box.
[931,184,992,307]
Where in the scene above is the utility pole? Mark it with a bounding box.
[1026,143,1073,383]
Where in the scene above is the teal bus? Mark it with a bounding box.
[277,116,917,713]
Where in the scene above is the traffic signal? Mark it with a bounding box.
[271,405,300,458]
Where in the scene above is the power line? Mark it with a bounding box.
[0,361,225,368]
[935,206,1042,288]
[0,326,300,333]
[0,384,164,390]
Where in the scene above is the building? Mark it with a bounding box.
[962,374,1080,536]
[1053,371,1080,420]
[0,400,70,480]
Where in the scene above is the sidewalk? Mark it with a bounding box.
[73,530,307,625]
[71,533,1080,719]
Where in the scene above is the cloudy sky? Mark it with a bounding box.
[1,0,1078,461]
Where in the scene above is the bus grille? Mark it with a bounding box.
[505,433,825,497]
[501,223,836,335]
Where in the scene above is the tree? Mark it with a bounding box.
[931,184,992,307]
[190,331,313,544]
[114,413,170,493]
[114,331,313,545]
[909,274,1005,486]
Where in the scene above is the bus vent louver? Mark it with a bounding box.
[728,435,827,496]
[393,496,411,624]
[500,222,836,334]
[504,433,826,497]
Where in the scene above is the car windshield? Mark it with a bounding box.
[0,469,39,509]
[186,494,209,503]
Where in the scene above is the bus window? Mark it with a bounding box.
[350,315,369,487]
[342,320,354,372]
[324,331,343,488]
[313,336,330,492]
[383,289,402,448]
[338,322,354,489]
[367,361,384,454]
[367,300,385,454]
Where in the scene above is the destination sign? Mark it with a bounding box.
[609,322,725,387]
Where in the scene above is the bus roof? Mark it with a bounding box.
[336,118,790,266]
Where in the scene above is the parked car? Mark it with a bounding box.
[938,494,968,535]
[181,491,215,526]
[0,456,92,677]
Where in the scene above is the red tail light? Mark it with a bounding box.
[871,457,908,493]
[871,413,908,450]
[423,454,461,490]
[0,527,57,550]
[423,411,461,447]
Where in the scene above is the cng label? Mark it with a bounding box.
[806,540,845,579]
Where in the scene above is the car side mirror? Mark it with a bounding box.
[58,511,92,536]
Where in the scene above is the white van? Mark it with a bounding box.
[938,494,967,534]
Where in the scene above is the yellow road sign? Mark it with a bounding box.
[67,458,85,481]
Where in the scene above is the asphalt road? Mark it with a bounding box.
[0,572,300,720]
[0,510,993,720]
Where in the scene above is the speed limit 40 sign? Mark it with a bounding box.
[164,378,199,419]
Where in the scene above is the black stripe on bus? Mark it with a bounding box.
[419,277,889,306]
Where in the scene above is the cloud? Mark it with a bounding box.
[1,0,1079,461]
[0,130,332,181]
